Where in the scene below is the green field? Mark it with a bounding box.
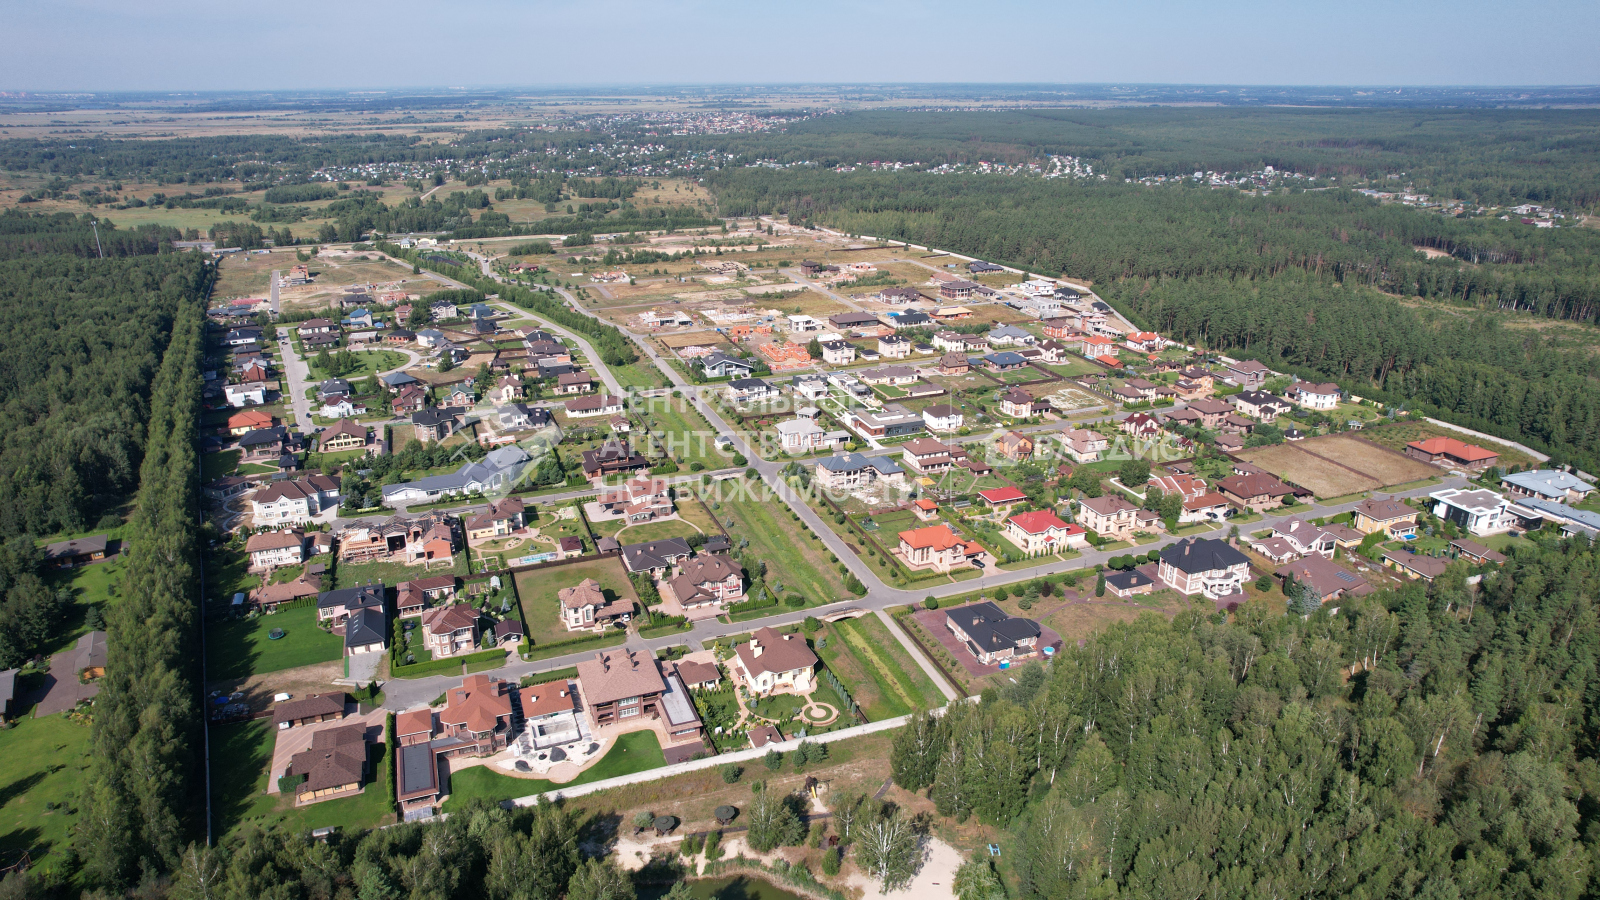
[634,399,722,468]
[0,709,92,875]
[814,616,941,720]
[209,720,394,839]
[207,604,345,681]
[717,485,850,606]
[442,730,666,810]
[514,556,635,647]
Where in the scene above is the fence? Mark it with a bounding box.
[508,697,976,808]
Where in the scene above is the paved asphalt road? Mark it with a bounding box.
[372,238,1466,710]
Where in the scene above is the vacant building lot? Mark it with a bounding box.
[1237,434,1438,498]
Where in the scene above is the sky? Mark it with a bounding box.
[4,0,1598,92]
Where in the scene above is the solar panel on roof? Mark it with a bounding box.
[1334,571,1358,583]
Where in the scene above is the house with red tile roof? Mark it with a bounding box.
[1004,511,1087,556]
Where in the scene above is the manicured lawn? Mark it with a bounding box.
[815,616,940,720]
[442,730,666,810]
[613,517,704,544]
[210,720,394,839]
[716,487,851,607]
[514,556,636,647]
[202,449,241,481]
[207,604,345,681]
[333,554,467,590]
[0,708,93,875]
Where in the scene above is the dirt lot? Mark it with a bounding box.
[1236,443,1381,498]
[1303,434,1439,484]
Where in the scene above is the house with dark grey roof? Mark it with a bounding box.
[945,602,1041,665]
[620,538,694,575]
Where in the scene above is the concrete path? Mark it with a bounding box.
[277,332,315,435]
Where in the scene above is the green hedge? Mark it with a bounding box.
[520,666,579,687]
[522,630,627,662]
[390,648,507,679]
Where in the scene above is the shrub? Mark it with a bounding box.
[803,616,822,633]
[705,829,723,861]
[923,597,938,610]
[821,847,842,876]
[720,763,743,783]
[785,593,806,608]
[764,748,783,771]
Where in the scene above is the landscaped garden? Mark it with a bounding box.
[441,730,666,809]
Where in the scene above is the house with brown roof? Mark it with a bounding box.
[438,674,521,756]
[560,578,632,631]
[1217,472,1296,513]
[250,474,341,526]
[1352,498,1418,537]
[577,648,667,726]
[675,659,722,691]
[464,498,525,541]
[1382,551,1453,582]
[581,440,650,479]
[318,418,369,453]
[557,371,595,394]
[994,430,1035,462]
[420,603,480,658]
[273,693,347,730]
[522,679,583,750]
[732,627,818,696]
[246,529,307,570]
[1078,494,1160,541]
[1183,398,1235,430]
[1275,555,1373,604]
[664,554,745,611]
[1449,539,1507,566]
[937,352,970,376]
[1060,428,1109,462]
[253,574,323,611]
[286,724,369,804]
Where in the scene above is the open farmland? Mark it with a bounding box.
[1237,433,1439,498]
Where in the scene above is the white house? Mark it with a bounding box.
[821,341,856,365]
[1289,381,1340,410]
[1004,511,1088,557]
[225,382,267,407]
[319,399,368,419]
[776,418,845,453]
[250,475,341,526]
[878,335,911,359]
[922,404,963,433]
[726,378,779,403]
[1431,488,1514,536]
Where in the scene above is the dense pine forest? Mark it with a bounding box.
[0,243,210,536]
[894,537,1600,900]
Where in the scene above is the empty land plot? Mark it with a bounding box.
[1300,434,1440,485]
[514,556,636,648]
[1235,443,1380,498]
[1041,603,1159,645]
[816,615,940,719]
[717,489,850,607]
